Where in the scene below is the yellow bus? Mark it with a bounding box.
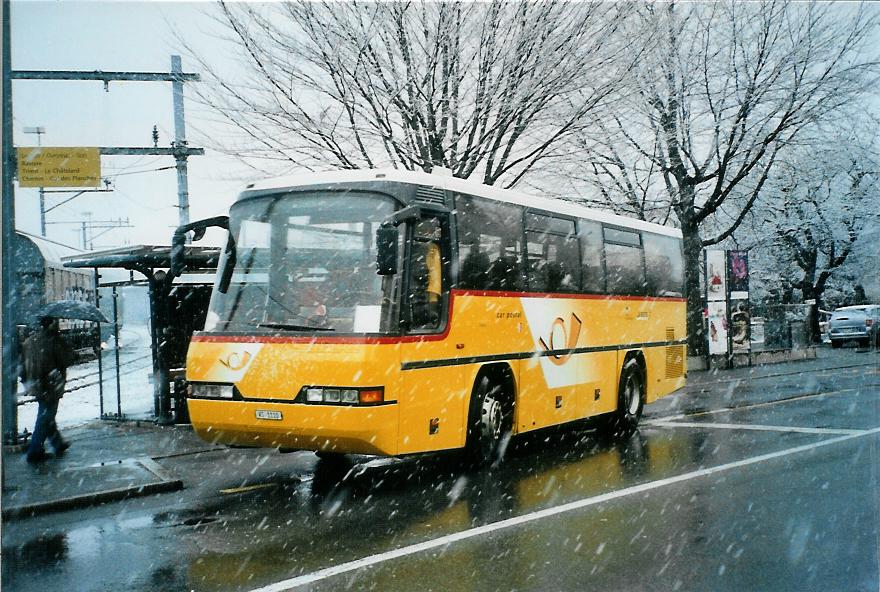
[183,170,686,464]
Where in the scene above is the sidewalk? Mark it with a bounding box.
[646,346,879,418]
[1,421,219,520]
[685,346,877,388]
[3,347,877,521]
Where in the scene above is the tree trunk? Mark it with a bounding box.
[801,284,821,345]
[681,218,706,357]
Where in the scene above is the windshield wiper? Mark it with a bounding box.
[258,322,335,332]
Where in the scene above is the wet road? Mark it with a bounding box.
[3,352,879,592]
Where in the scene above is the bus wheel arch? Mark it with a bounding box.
[601,351,646,438]
[464,363,515,466]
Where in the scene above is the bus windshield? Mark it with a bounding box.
[204,192,398,333]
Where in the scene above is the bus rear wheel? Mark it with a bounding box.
[600,358,644,438]
[464,375,511,467]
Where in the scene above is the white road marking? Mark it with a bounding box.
[248,426,880,592]
[646,420,866,436]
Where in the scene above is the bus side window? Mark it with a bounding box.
[454,193,524,291]
[526,212,578,293]
[643,233,684,297]
[578,220,605,293]
[604,227,645,296]
[487,249,521,291]
[461,241,490,288]
[408,217,444,330]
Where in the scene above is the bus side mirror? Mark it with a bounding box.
[376,224,398,275]
[218,234,236,294]
[170,216,229,278]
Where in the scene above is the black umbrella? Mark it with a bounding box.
[39,300,109,323]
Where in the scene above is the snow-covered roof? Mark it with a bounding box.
[240,169,682,239]
[17,231,84,269]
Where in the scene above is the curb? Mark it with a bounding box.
[2,478,183,520]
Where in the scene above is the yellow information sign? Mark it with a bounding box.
[17,147,101,188]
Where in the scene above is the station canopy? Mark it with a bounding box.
[62,244,220,278]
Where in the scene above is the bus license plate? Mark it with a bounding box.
[255,410,282,421]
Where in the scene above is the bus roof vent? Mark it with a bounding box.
[414,185,446,206]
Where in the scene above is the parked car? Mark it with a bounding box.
[828,305,880,348]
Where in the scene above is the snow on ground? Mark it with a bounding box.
[17,325,157,432]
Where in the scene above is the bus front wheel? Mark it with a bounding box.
[600,358,645,438]
[464,374,511,467]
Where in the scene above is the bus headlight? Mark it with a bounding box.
[300,387,384,405]
[191,383,234,399]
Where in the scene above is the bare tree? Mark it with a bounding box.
[577,1,879,355]
[557,118,675,224]
[184,1,635,187]
[752,130,880,340]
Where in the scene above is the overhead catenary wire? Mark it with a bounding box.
[102,165,176,179]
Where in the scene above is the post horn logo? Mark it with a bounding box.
[219,351,252,371]
[538,313,582,366]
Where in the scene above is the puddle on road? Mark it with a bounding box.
[2,532,68,568]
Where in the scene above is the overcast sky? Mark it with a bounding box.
[11,0,249,249]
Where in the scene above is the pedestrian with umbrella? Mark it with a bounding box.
[21,300,107,464]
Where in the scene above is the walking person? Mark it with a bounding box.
[21,317,76,464]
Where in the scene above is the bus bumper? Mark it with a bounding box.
[187,398,399,456]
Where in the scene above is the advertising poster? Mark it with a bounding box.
[705,250,727,301]
[727,250,749,300]
[730,299,751,352]
[707,301,729,355]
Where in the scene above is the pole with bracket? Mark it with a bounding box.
[2,0,19,444]
[171,56,191,235]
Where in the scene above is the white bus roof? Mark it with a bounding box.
[242,169,682,239]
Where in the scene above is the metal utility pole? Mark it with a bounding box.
[171,56,190,233]
[2,0,18,443]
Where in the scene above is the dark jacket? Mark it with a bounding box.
[21,327,75,402]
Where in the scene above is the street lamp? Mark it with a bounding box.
[22,125,46,236]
